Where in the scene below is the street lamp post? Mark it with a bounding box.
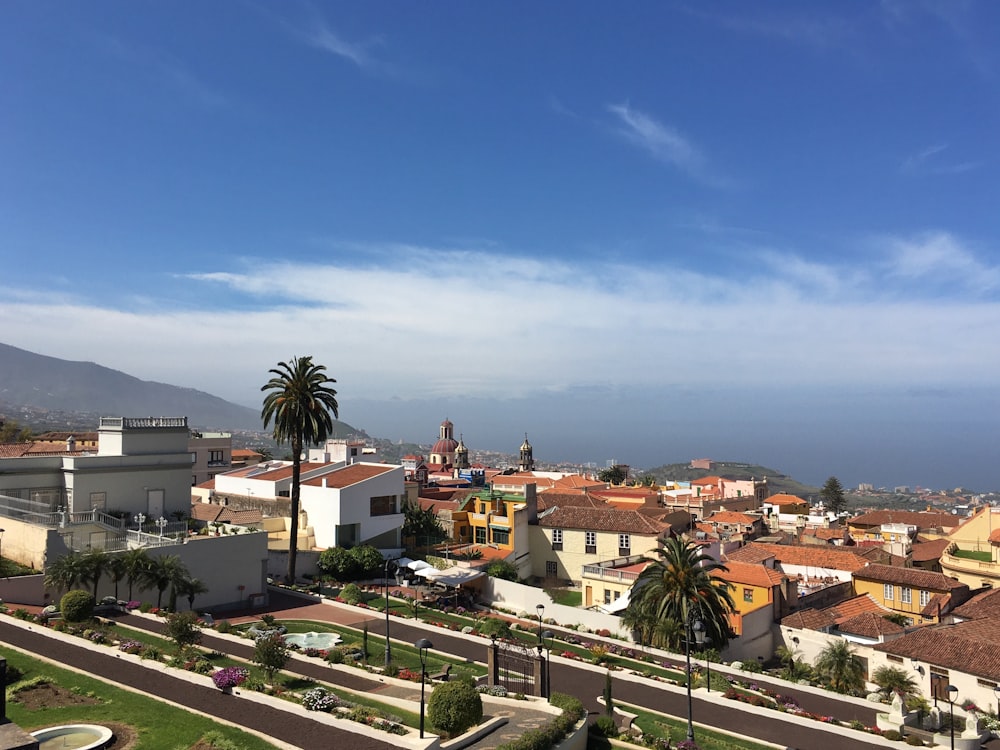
[542,629,553,699]
[685,610,696,743]
[415,638,433,738]
[134,513,146,532]
[0,528,5,577]
[155,517,167,539]
[947,684,958,750]
[536,604,544,644]
[385,558,396,669]
[692,618,707,692]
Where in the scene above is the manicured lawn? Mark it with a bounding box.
[1,646,282,750]
[618,701,779,750]
[953,548,992,562]
[546,588,582,607]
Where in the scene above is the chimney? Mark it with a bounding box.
[322,477,328,488]
[67,436,76,452]
[525,482,538,524]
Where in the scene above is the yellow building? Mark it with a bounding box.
[852,563,971,625]
[713,560,795,635]
[939,506,1000,589]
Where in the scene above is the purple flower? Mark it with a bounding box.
[212,666,249,690]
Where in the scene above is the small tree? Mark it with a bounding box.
[603,670,614,716]
[348,545,385,579]
[820,476,847,516]
[872,665,919,702]
[317,547,359,582]
[814,639,865,695]
[486,560,518,582]
[253,631,289,684]
[427,680,483,737]
[165,611,203,651]
[60,589,95,623]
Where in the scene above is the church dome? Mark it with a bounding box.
[432,437,459,455]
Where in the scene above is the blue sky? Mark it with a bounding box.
[3,2,1000,490]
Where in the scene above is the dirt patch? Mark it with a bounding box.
[9,682,100,710]
[104,722,139,750]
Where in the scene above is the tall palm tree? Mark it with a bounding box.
[44,551,87,595]
[814,639,865,695]
[261,355,339,584]
[107,555,127,600]
[142,554,189,609]
[627,537,736,651]
[871,664,918,701]
[121,548,152,602]
[80,548,110,599]
[176,576,209,612]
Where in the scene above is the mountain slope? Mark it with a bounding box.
[0,342,259,431]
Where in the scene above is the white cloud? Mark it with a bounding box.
[901,144,984,176]
[3,236,999,409]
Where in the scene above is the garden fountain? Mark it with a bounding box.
[284,631,342,650]
[30,724,114,750]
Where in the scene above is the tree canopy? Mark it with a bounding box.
[261,355,339,583]
[820,476,847,516]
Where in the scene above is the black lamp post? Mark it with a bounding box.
[685,609,697,743]
[692,617,707,692]
[416,638,433,738]
[536,604,544,644]
[542,629,553,699]
[947,684,957,750]
[384,558,395,669]
[0,528,5,577]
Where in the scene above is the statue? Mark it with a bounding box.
[890,691,905,717]
[965,709,979,735]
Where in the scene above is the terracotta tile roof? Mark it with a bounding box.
[0,444,33,457]
[189,504,263,525]
[708,511,760,525]
[828,593,891,623]
[838,611,906,638]
[781,608,836,631]
[989,529,1000,544]
[802,527,849,541]
[767,493,807,506]
[853,563,969,592]
[301,463,396,489]
[196,479,216,490]
[490,474,558,490]
[951,586,1000,620]
[537,492,606,511]
[418,498,461,514]
[537,505,670,535]
[247,462,325,481]
[725,542,870,573]
[874,619,1000,681]
[552,474,605,489]
[911,538,950,562]
[232,449,262,459]
[847,509,957,530]
[714,560,788,588]
[692,476,724,486]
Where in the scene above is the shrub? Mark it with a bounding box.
[216,619,233,634]
[140,645,162,661]
[212,666,249,690]
[301,687,342,712]
[341,583,364,605]
[165,611,203,650]
[476,617,511,639]
[118,639,143,654]
[427,680,483,737]
[325,648,345,665]
[591,715,618,737]
[905,734,924,746]
[3,664,24,685]
[883,730,902,741]
[60,590,95,623]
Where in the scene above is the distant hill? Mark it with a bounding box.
[644,460,820,499]
[0,342,360,435]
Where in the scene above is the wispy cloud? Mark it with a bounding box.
[900,144,984,175]
[680,6,854,51]
[4,234,999,406]
[606,103,730,187]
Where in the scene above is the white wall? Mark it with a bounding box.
[301,465,405,548]
[483,577,632,638]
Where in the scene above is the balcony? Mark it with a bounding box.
[582,564,640,583]
[940,544,1000,587]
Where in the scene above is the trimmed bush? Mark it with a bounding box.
[427,680,483,737]
[476,617,511,639]
[591,715,618,737]
[883,730,902,741]
[60,590,95,623]
[340,583,363,605]
[905,734,924,746]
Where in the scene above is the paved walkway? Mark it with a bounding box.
[211,591,892,750]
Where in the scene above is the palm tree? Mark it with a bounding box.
[872,665,919,702]
[176,576,209,612]
[814,639,865,695]
[142,554,189,609]
[121,548,152,602]
[80,548,110,599]
[776,644,811,682]
[44,551,87,595]
[261,355,339,584]
[107,555,127,600]
[627,537,736,650]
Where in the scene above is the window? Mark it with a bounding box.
[618,533,631,554]
[208,450,225,466]
[743,588,754,603]
[551,529,563,550]
[901,587,912,604]
[546,561,557,577]
[190,452,197,464]
[884,583,894,601]
[920,590,930,607]
[475,527,487,544]
[604,589,612,604]
[89,492,106,510]
[492,528,510,545]
[370,495,397,516]
[585,531,597,554]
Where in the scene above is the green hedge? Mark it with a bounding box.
[496,692,585,750]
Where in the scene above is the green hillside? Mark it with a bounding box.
[644,460,820,499]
